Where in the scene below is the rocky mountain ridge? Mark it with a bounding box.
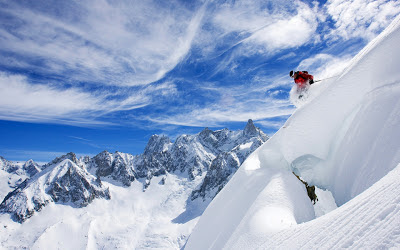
[0,119,268,222]
[0,156,41,178]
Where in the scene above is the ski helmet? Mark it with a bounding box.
[290,70,294,77]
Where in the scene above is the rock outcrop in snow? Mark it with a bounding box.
[192,120,268,200]
[0,156,41,178]
[0,157,42,199]
[87,150,137,186]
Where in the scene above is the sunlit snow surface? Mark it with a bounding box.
[186,16,400,249]
[0,174,207,249]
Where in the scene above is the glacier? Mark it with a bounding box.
[186,15,400,249]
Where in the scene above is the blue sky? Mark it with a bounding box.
[0,0,399,162]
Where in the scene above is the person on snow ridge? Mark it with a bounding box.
[290,70,314,88]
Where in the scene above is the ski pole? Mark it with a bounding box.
[314,75,340,82]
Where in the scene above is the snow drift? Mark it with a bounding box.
[186,15,400,249]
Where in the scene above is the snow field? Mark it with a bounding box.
[0,174,205,249]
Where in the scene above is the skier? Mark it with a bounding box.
[290,70,314,100]
[290,70,314,88]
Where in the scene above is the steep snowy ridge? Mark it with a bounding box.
[186,15,400,249]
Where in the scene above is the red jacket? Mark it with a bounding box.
[294,71,314,88]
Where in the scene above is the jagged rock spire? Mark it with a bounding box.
[144,135,171,155]
[244,119,258,136]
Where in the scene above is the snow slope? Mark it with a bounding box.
[186,15,400,249]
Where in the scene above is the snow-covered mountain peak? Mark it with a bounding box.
[0,156,16,172]
[144,134,172,155]
[243,119,257,135]
[0,157,110,223]
[89,150,135,186]
[42,152,79,170]
[244,119,268,141]
[22,159,41,176]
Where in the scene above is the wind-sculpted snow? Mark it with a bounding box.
[257,163,400,249]
[186,16,400,249]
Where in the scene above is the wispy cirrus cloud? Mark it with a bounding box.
[244,2,321,52]
[146,100,294,128]
[0,0,399,131]
[0,73,105,122]
[0,0,203,126]
[0,71,177,126]
[143,75,295,128]
[0,0,205,86]
[325,0,400,41]
[297,54,353,80]
[193,0,321,58]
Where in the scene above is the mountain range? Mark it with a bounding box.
[0,119,268,248]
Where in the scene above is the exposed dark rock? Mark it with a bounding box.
[192,152,240,200]
[144,135,171,155]
[293,172,318,204]
[0,157,110,223]
[191,121,269,201]
[22,160,41,177]
[93,150,114,177]
[91,151,136,186]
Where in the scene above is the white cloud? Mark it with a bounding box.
[147,101,294,128]
[325,0,400,41]
[145,80,295,128]
[246,3,319,51]
[297,53,353,80]
[257,119,289,131]
[0,73,100,114]
[0,0,205,86]
[205,0,320,54]
[0,72,175,125]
